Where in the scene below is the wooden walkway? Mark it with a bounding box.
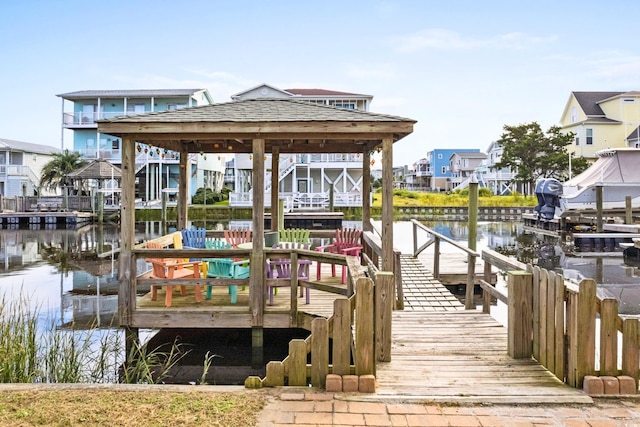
[371,255,591,404]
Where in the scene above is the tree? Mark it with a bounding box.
[40,149,87,192]
[493,122,577,192]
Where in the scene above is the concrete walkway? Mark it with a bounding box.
[257,388,640,426]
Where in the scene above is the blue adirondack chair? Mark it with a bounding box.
[182,227,207,249]
[204,238,250,304]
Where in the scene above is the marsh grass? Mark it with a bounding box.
[372,188,537,207]
[0,290,211,385]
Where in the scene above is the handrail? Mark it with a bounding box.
[410,218,479,309]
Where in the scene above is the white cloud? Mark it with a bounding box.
[388,28,557,53]
[345,63,398,80]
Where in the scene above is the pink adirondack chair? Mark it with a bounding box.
[316,228,362,284]
[223,229,252,249]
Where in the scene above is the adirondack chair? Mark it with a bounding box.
[224,228,252,249]
[204,238,250,303]
[181,227,207,249]
[316,228,362,284]
[145,241,202,307]
[279,228,310,244]
[267,242,312,305]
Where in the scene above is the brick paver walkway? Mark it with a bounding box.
[257,388,640,426]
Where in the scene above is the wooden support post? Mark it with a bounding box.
[177,145,188,230]
[375,272,393,362]
[290,252,298,326]
[278,198,284,231]
[393,251,404,310]
[539,269,549,367]
[288,339,307,386]
[329,185,334,212]
[626,196,633,224]
[599,298,618,376]
[362,150,371,232]
[118,137,136,327]
[545,271,557,373]
[97,191,104,224]
[271,147,279,231]
[311,318,329,388]
[381,137,393,272]
[596,185,603,233]
[332,299,351,376]
[468,180,478,251]
[482,260,492,314]
[161,191,167,227]
[576,279,597,387]
[622,317,639,387]
[252,327,263,369]
[433,238,440,279]
[251,139,265,328]
[355,278,374,375]
[464,254,475,310]
[566,290,578,387]
[507,270,533,358]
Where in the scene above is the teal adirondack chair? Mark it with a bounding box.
[204,238,250,303]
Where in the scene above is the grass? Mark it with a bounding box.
[0,389,265,427]
[371,188,537,207]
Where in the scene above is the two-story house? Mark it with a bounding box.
[449,151,487,190]
[560,91,640,160]
[228,84,374,208]
[0,138,60,197]
[473,141,516,195]
[57,89,225,202]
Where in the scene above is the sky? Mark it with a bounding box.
[2,0,640,167]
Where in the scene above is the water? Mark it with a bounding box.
[1,219,638,383]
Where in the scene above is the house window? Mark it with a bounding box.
[167,104,187,110]
[334,102,355,109]
[586,128,593,145]
[127,104,145,114]
[441,166,446,174]
[111,139,119,150]
[437,154,443,159]
[570,107,578,123]
[575,137,579,146]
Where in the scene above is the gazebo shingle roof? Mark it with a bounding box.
[67,159,122,180]
[100,98,413,124]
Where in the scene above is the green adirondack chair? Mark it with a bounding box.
[279,228,310,244]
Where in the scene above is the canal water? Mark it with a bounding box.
[1,220,638,384]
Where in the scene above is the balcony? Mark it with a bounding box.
[62,111,138,128]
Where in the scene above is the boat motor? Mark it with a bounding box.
[534,178,563,221]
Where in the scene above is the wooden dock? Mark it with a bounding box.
[0,211,94,229]
[368,255,591,404]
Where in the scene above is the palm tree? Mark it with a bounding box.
[40,149,87,193]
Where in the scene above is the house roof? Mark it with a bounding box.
[285,88,372,98]
[453,152,487,159]
[0,138,61,155]
[97,98,416,154]
[56,89,207,99]
[230,84,293,99]
[66,159,122,180]
[572,91,623,116]
[626,126,640,142]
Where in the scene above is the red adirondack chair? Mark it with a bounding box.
[316,228,362,284]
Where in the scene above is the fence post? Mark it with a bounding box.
[355,278,374,375]
[375,272,393,362]
[332,299,351,376]
[622,317,639,388]
[576,279,597,387]
[464,254,476,310]
[288,339,307,386]
[599,298,619,376]
[394,251,404,310]
[507,270,533,358]
[311,318,329,388]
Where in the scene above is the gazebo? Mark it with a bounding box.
[98,98,415,348]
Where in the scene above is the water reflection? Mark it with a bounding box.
[1,219,639,330]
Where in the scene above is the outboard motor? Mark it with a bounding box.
[534,179,546,217]
[539,178,563,221]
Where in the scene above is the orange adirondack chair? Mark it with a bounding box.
[145,241,202,307]
[316,228,362,284]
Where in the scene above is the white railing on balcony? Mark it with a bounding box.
[229,190,362,209]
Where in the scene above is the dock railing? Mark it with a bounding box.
[131,229,396,388]
[481,248,639,390]
[411,218,480,309]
